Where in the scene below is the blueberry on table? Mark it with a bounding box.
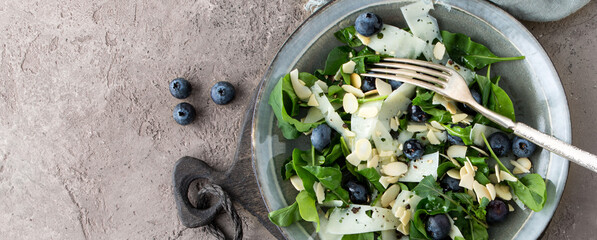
[169,78,192,99]
[486,199,508,223]
[512,136,537,158]
[361,74,376,92]
[403,139,424,160]
[173,102,196,125]
[426,214,451,240]
[488,132,511,157]
[440,175,463,192]
[408,104,429,122]
[210,81,236,105]
[345,180,370,204]
[457,89,481,115]
[311,124,332,152]
[355,12,383,37]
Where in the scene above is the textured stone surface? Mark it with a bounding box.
[0,0,595,239]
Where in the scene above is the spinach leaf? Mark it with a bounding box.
[281,156,295,180]
[437,162,457,178]
[481,133,546,211]
[296,191,320,231]
[488,83,515,122]
[323,46,354,75]
[334,26,363,48]
[341,232,374,240]
[303,165,350,205]
[474,74,492,106]
[324,143,343,165]
[299,72,319,87]
[293,149,317,195]
[268,74,322,139]
[303,145,326,166]
[451,207,489,240]
[356,168,386,193]
[268,201,302,227]
[441,124,473,145]
[328,85,345,97]
[409,220,431,240]
[441,31,525,70]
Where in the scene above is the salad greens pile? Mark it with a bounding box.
[267,2,545,240]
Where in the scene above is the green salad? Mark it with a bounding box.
[267,2,546,240]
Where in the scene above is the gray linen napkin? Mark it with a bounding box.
[304,0,591,22]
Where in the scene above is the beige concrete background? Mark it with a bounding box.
[0,0,595,239]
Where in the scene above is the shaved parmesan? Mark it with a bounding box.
[304,107,324,123]
[326,205,399,235]
[351,100,383,140]
[364,24,427,59]
[399,152,440,182]
[376,78,393,96]
[470,123,500,146]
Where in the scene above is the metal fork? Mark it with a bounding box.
[362,58,597,173]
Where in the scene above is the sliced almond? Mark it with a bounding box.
[356,33,370,45]
[407,123,428,132]
[346,152,361,166]
[470,145,489,156]
[500,170,518,182]
[508,204,515,212]
[517,157,532,169]
[355,139,373,160]
[510,159,531,174]
[430,121,445,130]
[473,181,491,202]
[459,171,474,190]
[342,60,356,74]
[451,113,469,123]
[381,185,401,207]
[289,69,312,100]
[343,92,359,114]
[307,94,319,107]
[464,158,475,175]
[358,106,379,118]
[394,206,406,219]
[375,78,393,96]
[447,145,468,159]
[486,183,496,200]
[315,80,328,93]
[380,176,399,188]
[494,165,502,183]
[397,222,410,235]
[433,42,446,60]
[390,117,399,131]
[367,155,379,168]
[444,101,459,114]
[447,169,461,180]
[357,163,367,171]
[382,162,408,177]
[314,182,325,204]
[427,130,441,145]
[364,89,379,96]
[341,85,365,98]
[399,209,412,226]
[379,150,394,158]
[440,153,461,168]
[495,184,512,200]
[350,73,362,88]
[432,93,447,105]
[344,129,356,138]
[290,175,305,191]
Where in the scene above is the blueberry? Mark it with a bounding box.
[486,199,508,223]
[169,78,192,99]
[389,80,402,90]
[311,124,332,152]
[426,214,451,240]
[457,89,481,115]
[173,102,196,125]
[488,132,511,157]
[447,123,466,146]
[355,12,383,37]
[512,136,537,158]
[361,75,376,92]
[440,175,463,192]
[403,139,424,160]
[408,104,429,122]
[210,81,236,105]
[345,180,370,204]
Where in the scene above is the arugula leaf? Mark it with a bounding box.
[412,90,452,123]
[268,201,302,227]
[441,124,473,145]
[481,133,546,211]
[341,232,374,240]
[352,47,386,74]
[281,156,295,180]
[441,31,525,70]
[334,26,363,48]
[356,168,386,193]
[323,46,354,75]
[296,191,320,231]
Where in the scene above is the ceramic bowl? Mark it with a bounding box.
[252,0,570,239]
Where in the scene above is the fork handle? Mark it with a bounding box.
[512,123,597,172]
